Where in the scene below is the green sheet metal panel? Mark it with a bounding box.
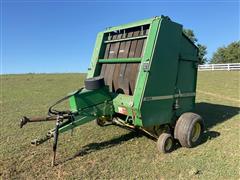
[140,17,183,127]
[87,32,106,78]
[69,86,112,111]
[112,94,135,116]
[175,35,199,116]
[180,34,198,60]
[132,17,161,126]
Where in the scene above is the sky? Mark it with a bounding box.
[1,0,239,74]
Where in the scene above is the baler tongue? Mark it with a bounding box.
[20,115,70,128]
[20,79,114,166]
[20,114,70,145]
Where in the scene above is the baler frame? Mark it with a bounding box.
[20,16,204,166]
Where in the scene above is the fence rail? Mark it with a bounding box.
[198,63,240,71]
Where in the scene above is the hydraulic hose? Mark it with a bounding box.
[48,88,84,116]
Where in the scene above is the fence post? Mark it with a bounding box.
[212,64,214,71]
[227,64,230,71]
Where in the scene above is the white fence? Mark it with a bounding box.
[198,63,240,71]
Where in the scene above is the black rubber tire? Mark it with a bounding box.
[84,76,105,90]
[157,133,174,153]
[174,112,204,148]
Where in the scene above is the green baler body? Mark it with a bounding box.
[71,16,198,128]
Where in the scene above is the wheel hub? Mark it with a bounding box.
[191,122,201,142]
[165,138,173,151]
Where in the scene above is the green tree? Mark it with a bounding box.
[197,44,207,65]
[210,41,240,63]
[183,29,207,64]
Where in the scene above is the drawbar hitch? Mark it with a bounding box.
[19,88,83,166]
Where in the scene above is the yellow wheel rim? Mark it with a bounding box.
[165,137,173,151]
[97,116,107,126]
[191,122,201,142]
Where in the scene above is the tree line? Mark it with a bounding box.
[183,29,239,64]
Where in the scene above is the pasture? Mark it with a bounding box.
[0,71,239,179]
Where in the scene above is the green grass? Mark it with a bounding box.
[1,71,239,179]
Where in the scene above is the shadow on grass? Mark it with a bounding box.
[192,102,239,147]
[194,102,240,129]
[57,102,239,165]
[57,131,142,165]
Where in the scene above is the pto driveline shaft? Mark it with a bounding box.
[19,115,69,128]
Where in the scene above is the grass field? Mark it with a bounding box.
[1,71,239,179]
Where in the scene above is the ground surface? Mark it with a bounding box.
[1,71,239,179]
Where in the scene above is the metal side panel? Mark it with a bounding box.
[140,18,183,127]
[112,94,134,116]
[69,87,112,111]
[132,18,162,126]
[87,32,106,78]
[175,59,198,116]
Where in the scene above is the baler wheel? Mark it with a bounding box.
[96,118,106,127]
[96,116,112,127]
[157,133,174,153]
[174,112,204,148]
